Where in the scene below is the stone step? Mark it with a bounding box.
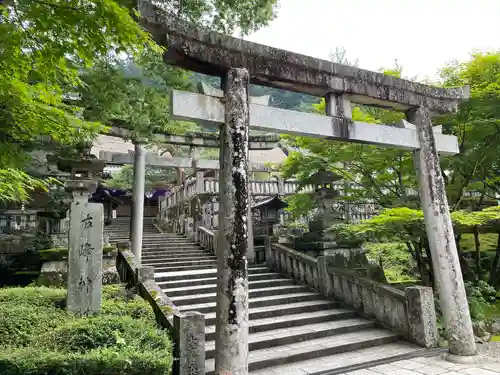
[153,266,271,282]
[109,237,190,243]
[142,247,201,252]
[153,263,217,273]
[164,278,295,297]
[204,308,357,341]
[148,258,217,267]
[142,252,212,260]
[142,249,204,256]
[142,244,201,249]
[142,255,217,267]
[171,285,310,307]
[205,318,376,359]
[177,292,323,314]
[204,329,400,375]
[158,273,284,289]
[244,341,423,375]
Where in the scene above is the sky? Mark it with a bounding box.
[244,0,500,81]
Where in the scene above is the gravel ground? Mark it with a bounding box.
[478,342,500,360]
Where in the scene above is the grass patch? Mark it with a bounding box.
[0,285,172,375]
[461,233,499,252]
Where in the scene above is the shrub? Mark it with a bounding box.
[0,286,66,308]
[0,346,172,375]
[465,280,498,320]
[0,285,173,374]
[40,247,116,261]
[46,315,170,353]
[0,305,69,347]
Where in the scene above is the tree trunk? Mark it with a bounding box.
[422,238,435,290]
[489,232,500,287]
[474,228,481,281]
[408,241,425,283]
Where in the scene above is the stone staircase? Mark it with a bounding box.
[106,218,424,375]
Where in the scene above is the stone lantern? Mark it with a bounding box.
[307,170,344,236]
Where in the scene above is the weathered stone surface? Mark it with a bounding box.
[105,125,279,150]
[171,90,460,155]
[174,312,206,375]
[408,107,477,357]
[405,286,439,348]
[215,68,250,375]
[139,0,468,114]
[317,256,334,297]
[67,183,103,316]
[137,266,155,283]
[37,260,68,287]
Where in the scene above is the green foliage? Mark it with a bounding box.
[0,286,66,308]
[0,170,52,203]
[0,0,157,203]
[163,0,278,35]
[348,207,425,242]
[465,281,498,320]
[462,233,499,252]
[0,345,172,375]
[0,285,171,375]
[364,242,416,283]
[39,246,116,261]
[438,52,500,207]
[46,315,169,353]
[0,304,68,347]
[105,165,176,191]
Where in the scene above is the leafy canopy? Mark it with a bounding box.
[0,0,156,202]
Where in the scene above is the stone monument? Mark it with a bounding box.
[61,154,106,316]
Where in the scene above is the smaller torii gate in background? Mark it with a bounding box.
[138,1,478,373]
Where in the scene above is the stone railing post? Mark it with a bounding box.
[173,312,206,375]
[405,286,439,348]
[264,236,274,270]
[66,180,103,316]
[317,256,334,297]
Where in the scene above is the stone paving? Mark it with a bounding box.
[344,355,500,375]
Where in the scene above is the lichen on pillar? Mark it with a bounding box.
[407,106,477,357]
[215,67,250,375]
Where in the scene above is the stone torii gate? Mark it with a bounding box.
[139,1,477,372]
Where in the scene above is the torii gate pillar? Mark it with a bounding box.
[215,68,250,374]
[408,107,477,358]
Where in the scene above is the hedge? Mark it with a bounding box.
[0,285,173,375]
[39,246,116,261]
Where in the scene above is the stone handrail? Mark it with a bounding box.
[197,226,216,255]
[115,243,205,375]
[268,242,320,290]
[265,240,438,348]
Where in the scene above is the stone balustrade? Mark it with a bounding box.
[116,243,205,375]
[198,226,217,255]
[266,240,438,348]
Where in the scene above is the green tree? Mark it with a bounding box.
[0,0,155,203]
[437,52,500,208]
[105,165,175,191]
[155,0,279,35]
